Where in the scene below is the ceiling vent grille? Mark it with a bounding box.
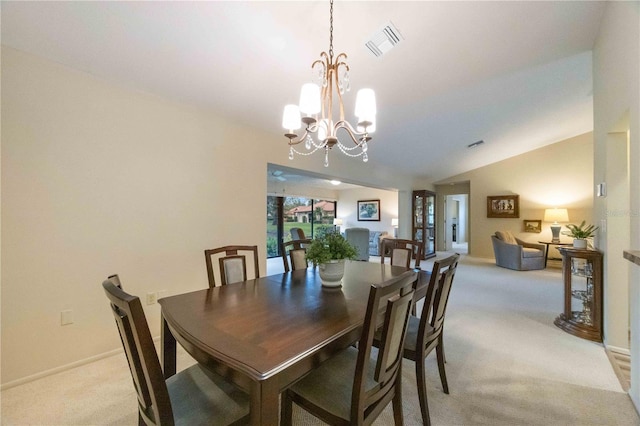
[365,22,403,57]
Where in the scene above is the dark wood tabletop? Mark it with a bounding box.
[159,261,422,425]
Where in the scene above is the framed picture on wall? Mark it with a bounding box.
[487,195,519,218]
[523,219,542,233]
[357,199,380,221]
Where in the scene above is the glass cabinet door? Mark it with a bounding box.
[412,190,436,259]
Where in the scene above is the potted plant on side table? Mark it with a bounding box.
[306,231,358,287]
[562,221,598,249]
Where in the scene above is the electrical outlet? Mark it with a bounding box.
[146,292,157,305]
[61,310,73,325]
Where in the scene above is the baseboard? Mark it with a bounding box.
[1,336,162,391]
[605,345,631,392]
[607,344,631,356]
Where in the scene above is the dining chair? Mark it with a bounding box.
[403,253,460,426]
[381,238,424,315]
[281,238,312,272]
[280,270,417,426]
[380,238,424,269]
[204,245,260,287]
[102,276,250,426]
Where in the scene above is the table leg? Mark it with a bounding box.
[161,315,176,379]
[249,379,280,425]
[543,244,550,268]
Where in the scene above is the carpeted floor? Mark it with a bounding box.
[2,254,638,425]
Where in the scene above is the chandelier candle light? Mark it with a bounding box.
[282,0,376,167]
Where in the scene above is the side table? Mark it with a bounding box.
[538,241,572,268]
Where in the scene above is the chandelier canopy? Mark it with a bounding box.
[282,0,376,167]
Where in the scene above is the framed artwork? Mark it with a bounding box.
[487,195,519,218]
[357,199,380,221]
[523,219,542,233]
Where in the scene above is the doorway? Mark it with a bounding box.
[445,194,468,254]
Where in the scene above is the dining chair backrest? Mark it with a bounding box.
[290,227,306,240]
[108,273,122,289]
[281,238,312,272]
[419,253,460,344]
[102,277,173,425]
[381,238,424,269]
[353,270,416,421]
[204,245,260,287]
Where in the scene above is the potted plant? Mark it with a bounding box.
[562,221,598,249]
[306,231,358,287]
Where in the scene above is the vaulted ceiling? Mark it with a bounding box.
[1,1,605,183]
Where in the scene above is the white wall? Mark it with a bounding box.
[0,47,415,386]
[592,0,640,409]
[437,133,594,258]
[336,187,398,235]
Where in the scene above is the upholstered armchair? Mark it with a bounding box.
[491,231,545,271]
[345,227,370,261]
[368,231,389,256]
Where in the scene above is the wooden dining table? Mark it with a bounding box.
[159,261,429,425]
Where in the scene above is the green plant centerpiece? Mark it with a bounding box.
[306,231,358,287]
[562,221,598,249]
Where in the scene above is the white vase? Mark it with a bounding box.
[573,239,588,249]
[319,259,346,287]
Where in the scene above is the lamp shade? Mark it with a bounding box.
[354,88,376,123]
[333,218,343,226]
[299,83,321,115]
[282,104,301,130]
[391,218,399,227]
[544,208,569,224]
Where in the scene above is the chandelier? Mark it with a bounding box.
[282,0,376,167]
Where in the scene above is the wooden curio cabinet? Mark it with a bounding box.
[554,247,603,342]
[412,190,436,259]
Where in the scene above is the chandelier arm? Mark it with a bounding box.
[330,66,346,122]
[286,128,311,146]
[335,53,348,64]
[335,121,370,144]
[326,67,335,134]
[287,120,323,146]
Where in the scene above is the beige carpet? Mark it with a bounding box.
[2,254,638,425]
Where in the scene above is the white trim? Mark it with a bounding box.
[607,344,631,356]
[1,348,122,391]
[1,336,161,391]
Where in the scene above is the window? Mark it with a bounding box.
[266,196,336,258]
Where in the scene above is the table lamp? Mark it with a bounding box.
[391,218,398,237]
[544,208,569,243]
[333,218,343,233]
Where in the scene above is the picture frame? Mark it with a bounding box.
[523,219,542,233]
[487,195,519,218]
[357,199,380,221]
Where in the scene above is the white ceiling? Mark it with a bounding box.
[1,1,605,183]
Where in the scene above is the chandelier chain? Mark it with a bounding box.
[329,0,334,60]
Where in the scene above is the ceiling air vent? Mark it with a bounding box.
[365,21,403,57]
